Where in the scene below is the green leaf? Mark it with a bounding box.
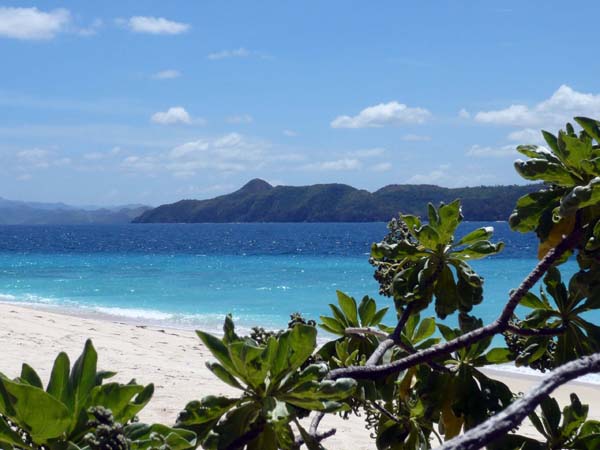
[371,307,389,325]
[206,362,243,390]
[516,144,561,163]
[437,199,462,242]
[402,214,421,233]
[47,352,70,405]
[559,177,600,218]
[520,292,551,310]
[319,316,345,335]
[456,226,494,246]
[414,317,436,343]
[127,423,197,450]
[87,382,153,424]
[227,341,266,390]
[514,159,580,186]
[509,189,563,233]
[575,116,600,142]
[196,330,238,377]
[177,396,238,426]
[427,203,440,227]
[358,296,376,325]
[540,396,561,433]
[0,415,28,449]
[270,325,316,386]
[295,421,325,450]
[0,378,71,443]
[437,324,456,342]
[69,339,98,413]
[484,348,512,364]
[453,240,504,260]
[417,224,441,249]
[336,291,358,326]
[19,364,43,389]
[433,265,460,319]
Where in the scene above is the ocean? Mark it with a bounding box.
[3,221,598,382]
[0,221,564,332]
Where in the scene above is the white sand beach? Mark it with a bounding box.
[0,303,598,449]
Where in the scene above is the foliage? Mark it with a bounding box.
[370,200,503,318]
[249,313,316,346]
[176,316,356,449]
[0,340,195,450]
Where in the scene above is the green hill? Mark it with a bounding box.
[132,179,539,223]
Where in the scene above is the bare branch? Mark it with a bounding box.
[371,401,402,423]
[506,324,567,337]
[345,327,388,339]
[366,303,416,366]
[328,224,583,381]
[308,411,325,437]
[435,352,600,450]
[294,426,336,447]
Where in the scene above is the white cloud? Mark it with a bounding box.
[507,128,545,145]
[76,18,103,36]
[283,129,298,137]
[121,133,271,177]
[126,16,189,35]
[15,148,71,169]
[348,148,386,158]
[152,69,181,80]
[0,7,70,40]
[371,162,392,172]
[167,133,268,175]
[401,134,431,142]
[17,148,49,163]
[474,85,600,127]
[121,155,159,173]
[302,158,362,171]
[83,147,122,161]
[208,48,249,60]
[207,47,268,60]
[407,164,495,186]
[226,114,253,124]
[331,101,431,128]
[466,144,517,158]
[151,107,204,125]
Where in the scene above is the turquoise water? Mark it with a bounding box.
[0,222,572,335]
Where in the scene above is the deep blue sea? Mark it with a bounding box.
[0,222,576,336]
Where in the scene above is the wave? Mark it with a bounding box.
[0,291,258,335]
[492,363,600,385]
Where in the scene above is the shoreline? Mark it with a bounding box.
[0,302,598,447]
[3,298,599,385]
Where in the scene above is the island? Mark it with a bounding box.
[132,179,539,223]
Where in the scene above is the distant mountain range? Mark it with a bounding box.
[133,179,540,223]
[0,197,150,225]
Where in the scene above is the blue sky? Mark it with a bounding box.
[1,1,600,205]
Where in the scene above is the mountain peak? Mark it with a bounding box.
[238,179,273,193]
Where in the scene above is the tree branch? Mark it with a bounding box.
[435,352,600,450]
[506,324,567,337]
[294,426,336,447]
[366,303,415,366]
[327,224,582,381]
[345,327,388,339]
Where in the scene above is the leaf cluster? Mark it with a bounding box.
[0,340,195,450]
[177,316,356,449]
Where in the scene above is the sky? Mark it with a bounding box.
[1,1,600,206]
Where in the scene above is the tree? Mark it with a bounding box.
[188,116,600,449]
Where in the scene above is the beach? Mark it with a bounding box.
[0,302,598,448]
